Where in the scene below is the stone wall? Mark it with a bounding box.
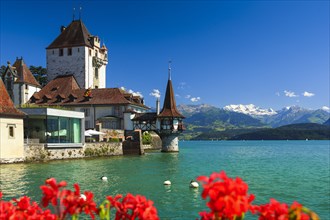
[122,130,144,155]
[20,142,123,163]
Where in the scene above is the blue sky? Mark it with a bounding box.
[1,0,329,111]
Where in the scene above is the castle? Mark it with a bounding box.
[46,19,108,89]
[0,17,184,163]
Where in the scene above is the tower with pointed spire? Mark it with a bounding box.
[46,19,108,89]
[156,61,185,152]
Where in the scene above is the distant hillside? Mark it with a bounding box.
[230,123,330,140]
[322,118,330,126]
[184,108,266,129]
[177,104,329,140]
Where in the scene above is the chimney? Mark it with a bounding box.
[156,98,160,115]
[60,26,66,33]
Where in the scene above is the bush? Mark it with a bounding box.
[142,132,152,145]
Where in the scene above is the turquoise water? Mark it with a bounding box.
[0,141,329,219]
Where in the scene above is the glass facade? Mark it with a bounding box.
[46,116,81,143]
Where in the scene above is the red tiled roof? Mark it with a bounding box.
[158,79,184,118]
[47,20,93,49]
[30,75,149,109]
[12,58,41,87]
[0,79,25,118]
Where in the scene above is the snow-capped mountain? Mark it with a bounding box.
[223,104,277,117]
[177,104,216,117]
[321,106,330,113]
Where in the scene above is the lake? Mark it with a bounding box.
[0,140,329,219]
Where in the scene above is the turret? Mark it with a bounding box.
[157,62,185,152]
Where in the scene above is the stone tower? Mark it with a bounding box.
[157,63,185,152]
[46,19,108,89]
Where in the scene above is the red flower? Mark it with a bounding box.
[1,192,57,219]
[256,198,289,220]
[197,171,255,220]
[107,193,159,220]
[40,177,67,207]
[61,184,98,219]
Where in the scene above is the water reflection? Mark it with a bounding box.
[0,164,29,198]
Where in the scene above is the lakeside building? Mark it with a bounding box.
[0,78,26,163]
[21,108,85,148]
[28,74,149,130]
[1,58,41,106]
[46,19,108,89]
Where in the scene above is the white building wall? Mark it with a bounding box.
[47,46,86,88]
[124,112,134,130]
[85,48,92,89]
[0,118,24,161]
[95,106,113,119]
[12,84,41,106]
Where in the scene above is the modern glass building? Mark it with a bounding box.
[20,108,85,148]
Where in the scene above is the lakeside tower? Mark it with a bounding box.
[157,62,185,152]
[46,19,108,89]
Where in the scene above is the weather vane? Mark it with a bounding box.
[168,60,172,80]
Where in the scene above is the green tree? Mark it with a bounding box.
[0,65,6,77]
[142,131,152,145]
[29,65,47,86]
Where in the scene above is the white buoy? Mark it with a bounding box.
[163,180,171,185]
[101,176,108,181]
[190,180,199,188]
[80,194,87,201]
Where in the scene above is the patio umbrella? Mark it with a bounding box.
[85,129,105,135]
[84,131,92,136]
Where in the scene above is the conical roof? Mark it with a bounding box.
[12,58,41,87]
[47,20,93,49]
[158,79,184,118]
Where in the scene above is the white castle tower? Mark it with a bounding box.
[46,19,108,89]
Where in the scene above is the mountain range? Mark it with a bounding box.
[177,104,330,140]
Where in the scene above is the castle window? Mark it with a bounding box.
[59,49,63,56]
[8,125,15,138]
[25,84,28,89]
[95,68,98,79]
[81,108,90,117]
[6,79,11,90]
[89,49,92,56]
[95,86,98,89]
[95,50,98,58]
[68,48,72,56]
[77,48,80,52]
[52,50,54,55]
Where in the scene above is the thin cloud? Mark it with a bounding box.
[275,92,280,97]
[303,91,315,97]
[121,87,143,97]
[149,89,161,98]
[178,82,187,90]
[185,95,191,99]
[190,97,201,102]
[284,90,298,98]
[128,89,143,97]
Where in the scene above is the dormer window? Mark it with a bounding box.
[56,94,65,102]
[68,48,72,56]
[42,94,52,103]
[59,49,63,56]
[68,94,77,102]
